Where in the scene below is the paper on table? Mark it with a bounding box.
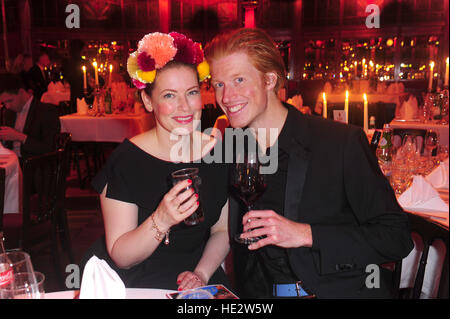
[79,255,126,299]
[398,175,449,214]
[426,159,449,190]
[77,98,88,115]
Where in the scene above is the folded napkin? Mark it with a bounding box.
[323,82,333,94]
[398,95,418,120]
[426,159,449,189]
[398,175,449,212]
[79,255,126,299]
[287,94,303,110]
[76,98,88,115]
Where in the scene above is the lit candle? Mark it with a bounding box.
[82,65,87,89]
[363,93,368,133]
[344,90,349,124]
[109,64,113,86]
[354,61,358,78]
[322,92,327,119]
[362,59,366,78]
[93,61,99,86]
[428,61,434,92]
[445,57,449,88]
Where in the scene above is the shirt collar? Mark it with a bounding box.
[20,96,33,116]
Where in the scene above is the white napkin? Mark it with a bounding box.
[287,94,303,111]
[77,98,88,115]
[426,159,449,189]
[79,255,126,299]
[398,175,449,212]
[323,82,333,94]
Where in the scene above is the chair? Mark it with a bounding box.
[393,213,449,299]
[2,134,74,288]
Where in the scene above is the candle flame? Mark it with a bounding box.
[345,90,349,99]
[363,93,367,101]
[109,64,113,71]
[430,61,434,68]
[82,65,86,71]
[447,57,449,64]
[322,92,326,101]
[93,61,98,68]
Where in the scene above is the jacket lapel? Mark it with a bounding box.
[283,111,312,222]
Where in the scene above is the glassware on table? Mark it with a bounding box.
[422,93,435,123]
[171,168,204,226]
[437,145,449,163]
[230,152,267,245]
[424,129,439,158]
[439,88,449,125]
[390,158,413,195]
[0,272,45,299]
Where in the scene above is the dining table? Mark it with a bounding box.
[44,288,176,299]
[0,145,21,215]
[59,111,155,143]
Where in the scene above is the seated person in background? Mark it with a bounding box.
[88,31,230,291]
[0,73,61,161]
[27,51,51,100]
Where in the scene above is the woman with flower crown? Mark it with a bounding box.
[89,32,230,291]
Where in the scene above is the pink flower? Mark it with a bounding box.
[137,52,156,72]
[138,32,176,68]
[132,78,147,89]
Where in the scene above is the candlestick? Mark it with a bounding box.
[322,92,327,119]
[344,90,349,124]
[445,57,449,88]
[82,65,87,89]
[363,93,368,133]
[428,61,434,92]
[93,61,99,86]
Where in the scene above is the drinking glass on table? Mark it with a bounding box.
[0,271,45,299]
[171,168,204,226]
[0,251,38,299]
[424,129,439,161]
[230,152,267,245]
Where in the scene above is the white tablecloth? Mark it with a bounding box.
[45,288,176,299]
[389,120,449,146]
[60,112,155,142]
[0,146,21,215]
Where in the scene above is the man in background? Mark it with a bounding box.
[0,73,60,161]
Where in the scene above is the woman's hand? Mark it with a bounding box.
[177,271,207,291]
[152,179,199,230]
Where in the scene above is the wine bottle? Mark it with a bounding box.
[370,130,381,153]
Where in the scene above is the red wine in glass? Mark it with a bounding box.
[230,158,267,245]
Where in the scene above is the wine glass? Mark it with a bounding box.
[230,152,267,244]
[424,129,439,158]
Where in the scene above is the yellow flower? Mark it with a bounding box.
[127,52,139,79]
[137,69,156,83]
[197,60,210,82]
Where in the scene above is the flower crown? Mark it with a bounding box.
[127,32,210,89]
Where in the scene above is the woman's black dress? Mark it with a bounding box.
[90,139,229,290]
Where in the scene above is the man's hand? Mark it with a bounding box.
[0,126,27,143]
[240,210,313,250]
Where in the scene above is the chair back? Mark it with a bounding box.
[0,167,5,230]
[394,213,449,298]
[21,150,62,248]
